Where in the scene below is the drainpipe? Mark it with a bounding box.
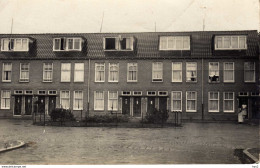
[201,58,204,121]
[87,59,90,117]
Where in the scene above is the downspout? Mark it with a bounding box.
[87,59,90,117]
[201,58,204,121]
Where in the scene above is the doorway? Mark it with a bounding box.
[133,97,141,117]
[147,97,156,113]
[14,96,22,115]
[25,96,33,115]
[122,97,130,115]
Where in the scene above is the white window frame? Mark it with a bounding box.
[53,38,82,51]
[38,90,46,95]
[60,90,70,109]
[108,91,118,111]
[171,91,182,112]
[25,90,33,95]
[223,92,235,113]
[244,62,255,82]
[121,91,131,96]
[74,63,84,82]
[103,37,134,51]
[158,91,168,96]
[2,63,12,82]
[209,62,220,83]
[152,62,163,82]
[172,62,182,82]
[208,92,219,112]
[223,62,235,83]
[186,62,197,82]
[14,90,23,94]
[251,92,260,96]
[133,91,142,96]
[61,63,71,82]
[186,91,197,112]
[147,91,156,96]
[159,36,190,50]
[127,63,138,82]
[48,90,57,95]
[20,63,29,82]
[43,63,53,82]
[108,63,119,82]
[1,38,29,51]
[215,35,247,50]
[238,92,249,96]
[73,91,83,110]
[95,63,105,82]
[1,90,11,109]
[94,91,104,111]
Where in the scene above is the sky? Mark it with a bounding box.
[0,0,259,34]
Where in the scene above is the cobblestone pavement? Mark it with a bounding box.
[0,119,259,164]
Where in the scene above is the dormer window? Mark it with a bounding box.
[215,35,247,50]
[103,36,134,51]
[159,36,190,50]
[53,37,82,51]
[1,38,29,51]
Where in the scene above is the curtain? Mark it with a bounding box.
[95,92,104,110]
[61,91,70,109]
[108,92,118,111]
[109,64,118,81]
[96,64,104,81]
[1,91,10,108]
[61,63,71,81]
[74,91,83,110]
[74,63,84,82]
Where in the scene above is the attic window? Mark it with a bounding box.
[104,37,133,51]
[215,35,247,50]
[53,38,82,51]
[159,36,190,50]
[1,38,29,51]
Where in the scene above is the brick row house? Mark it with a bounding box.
[0,30,259,121]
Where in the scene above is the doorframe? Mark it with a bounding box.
[13,95,23,117]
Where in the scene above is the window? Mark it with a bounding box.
[48,90,57,95]
[94,91,104,110]
[127,63,137,82]
[43,63,53,82]
[224,62,234,82]
[1,90,11,109]
[2,63,12,82]
[73,91,83,110]
[108,91,118,111]
[244,62,255,82]
[14,90,23,94]
[251,92,260,96]
[60,91,70,109]
[25,90,33,95]
[158,91,168,96]
[159,36,190,50]
[147,91,156,96]
[239,92,248,96]
[172,62,182,82]
[20,63,29,82]
[223,92,234,112]
[95,63,105,82]
[61,63,71,82]
[208,92,219,112]
[1,38,29,51]
[152,62,163,82]
[38,90,46,95]
[109,63,119,82]
[186,62,197,82]
[171,91,182,112]
[121,91,131,96]
[186,91,197,112]
[209,62,219,83]
[133,91,142,96]
[74,63,84,82]
[53,38,82,51]
[215,36,247,50]
[104,37,133,50]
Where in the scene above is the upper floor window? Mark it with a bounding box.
[95,63,105,82]
[20,63,29,82]
[74,63,84,82]
[244,62,255,82]
[43,63,53,82]
[61,63,71,82]
[103,37,134,51]
[224,62,234,83]
[172,62,182,82]
[152,62,163,82]
[1,38,29,51]
[53,37,82,51]
[215,35,247,50]
[2,63,12,82]
[209,62,219,83]
[127,63,138,82]
[186,62,197,82]
[159,36,190,50]
[109,63,119,82]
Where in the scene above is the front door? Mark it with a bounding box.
[48,96,56,115]
[239,97,248,119]
[25,96,33,115]
[38,96,45,114]
[147,97,156,113]
[14,96,22,115]
[159,97,167,112]
[122,97,130,115]
[133,97,141,117]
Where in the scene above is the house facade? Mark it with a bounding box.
[0,30,259,121]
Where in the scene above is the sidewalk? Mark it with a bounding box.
[0,140,25,153]
[243,148,260,163]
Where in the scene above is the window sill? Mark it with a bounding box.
[108,81,119,83]
[95,81,105,83]
[244,81,256,83]
[42,81,53,83]
[104,49,133,51]
[74,81,84,83]
[53,49,82,52]
[223,111,235,113]
[2,81,11,83]
[159,49,190,51]
[215,48,247,50]
[208,111,219,113]
[60,81,71,83]
[171,110,182,112]
[186,81,197,83]
[127,81,138,83]
[94,109,105,111]
[1,108,10,110]
[223,81,235,83]
[73,109,83,111]
[19,80,29,83]
[172,81,182,83]
[152,81,163,83]
[186,110,197,113]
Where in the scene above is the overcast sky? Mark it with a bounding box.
[0,0,259,33]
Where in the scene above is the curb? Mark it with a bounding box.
[243,148,259,163]
[0,140,26,153]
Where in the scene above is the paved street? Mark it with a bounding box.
[0,119,259,164]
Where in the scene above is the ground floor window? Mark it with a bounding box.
[223,92,234,112]
[73,91,83,110]
[1,90,11,109]
[186,91,197,112]
[208,92,219,112]
[60,91,70,109]
[94,91,104,110]
[171,91,182,111]
[108,91,118,111]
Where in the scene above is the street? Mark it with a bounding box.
[0,119,259,164]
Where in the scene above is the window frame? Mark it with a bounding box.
[2,63,12,82]
[53,37,82,51]
[108,63,119,82]
[186,62,197,82]
[1,90,11,109]
[244,62,255,83]
[171,91,182,112]
[223,62,235,83]
[127,63,138,82]
[60,63,71,82]
[214,35,247,50]
[1,38,29,51]
[73,90,83,110]
[95,63,105,82]
[19,63,30,82]
[60,90,70,109]
[208,62,220,83]
[74,63,84,82]
[159,36,190,50]
[186,91,197,112]
[94,91,104,111]
[172,62,182,82]
[223,92,235,113]
[208,92,219,112]
[103,37,134,51]
[108,91,118,111]
[152,62,163,82]
[43,63,53,82]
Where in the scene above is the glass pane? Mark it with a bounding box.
[74,39,80,49]
[223,37,231,48]
[231,37,238,48]
[239,37,246,48]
